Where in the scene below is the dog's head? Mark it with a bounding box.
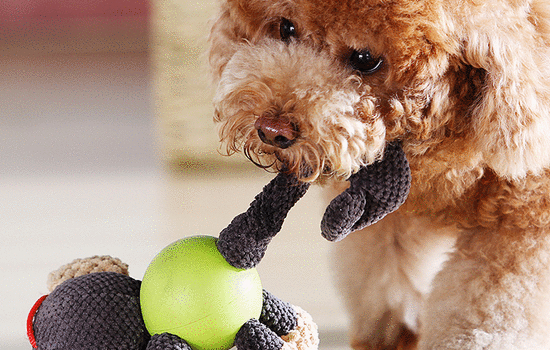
[210,0,550,181]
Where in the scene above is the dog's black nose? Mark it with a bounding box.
[254,114,298,149]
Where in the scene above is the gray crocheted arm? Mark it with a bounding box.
[217,171,310,269]
[234,290,297,350]
[147,333,192,350]
[259,290,297,336]
[321,142,411,242]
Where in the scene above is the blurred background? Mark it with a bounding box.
[1,0,349,348]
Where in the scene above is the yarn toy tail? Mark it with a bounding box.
[217,170,310,269]
[321,142,411,242]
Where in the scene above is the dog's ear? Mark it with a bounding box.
[209,6,239,83]
[461,1,550,179]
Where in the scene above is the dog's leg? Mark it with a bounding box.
[332,211,456,350]
[419,228,550,350]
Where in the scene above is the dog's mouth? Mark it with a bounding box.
[242,137,412,242]
[241,134,326,181]
[215,104,388,182]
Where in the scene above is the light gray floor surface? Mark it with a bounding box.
[1,52,350,349]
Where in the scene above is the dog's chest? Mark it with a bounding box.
[402,152,486,226]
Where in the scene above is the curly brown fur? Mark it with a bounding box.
[209,0,550,349]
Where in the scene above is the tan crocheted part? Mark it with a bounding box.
[47,256,129,292]
[281,305,319,350]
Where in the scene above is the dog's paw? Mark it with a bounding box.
[351,326,418,350]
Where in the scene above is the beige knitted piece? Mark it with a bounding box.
[47,256,129,292]
[281,306,320,350]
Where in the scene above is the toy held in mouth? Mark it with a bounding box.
[140,235,263,350]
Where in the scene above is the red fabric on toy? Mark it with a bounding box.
[27,295,48,349]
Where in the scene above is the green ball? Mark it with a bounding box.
[140,236,263,350]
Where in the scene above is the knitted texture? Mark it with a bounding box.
[218,171,310,269]
[233,303,319,350]
[31,264,320,350]
[33,272,149,350]
[147,333,192,350]
[47,255,129,292]
[235,319,285,350]
[281,306,319,350]
[321,142,411,242]
[260,290,298,337]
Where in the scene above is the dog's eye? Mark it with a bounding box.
[349,49,383,74]
[280,18,296,42]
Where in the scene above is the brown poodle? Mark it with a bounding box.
[208,0,550,349]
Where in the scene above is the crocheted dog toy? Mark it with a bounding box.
[27,141,409,350]
[28,256,318,350]
[27,171,319,350]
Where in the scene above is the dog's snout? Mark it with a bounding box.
[254,114,298,149]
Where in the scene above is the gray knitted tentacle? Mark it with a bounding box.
[218,171,310,269]
[147,333,192,350]
[362,141,411,206]
[260,289,297,337]
[320,183,367,242]
[321,142,411,242]
[354,141,410,227]
[235,319,284,350]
